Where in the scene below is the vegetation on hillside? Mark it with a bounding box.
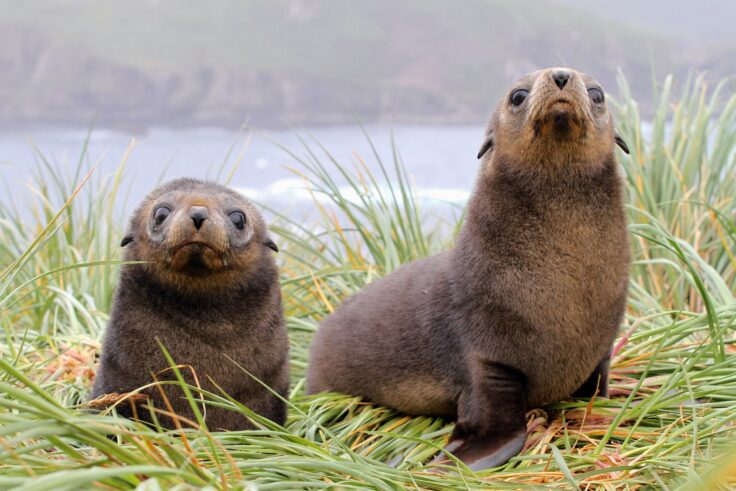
[0,0,675,128]
[1,75,735,489]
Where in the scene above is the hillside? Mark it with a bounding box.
[0,0,716,129]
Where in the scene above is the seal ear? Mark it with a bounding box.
[264,237,279,253]
[120,234,134,247]
[614,134,630,155]
[477,132,494,159]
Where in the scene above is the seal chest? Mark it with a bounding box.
[90,178,288,431]
[307,67,631,470]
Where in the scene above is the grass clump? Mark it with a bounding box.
[1,75,735,489]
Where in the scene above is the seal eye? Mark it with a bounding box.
[510,89,528,106]
[229,211,246,230]
[153,206,170,225]
[588,87,605,105]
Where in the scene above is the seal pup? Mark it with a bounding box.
[306,68,631,469]
[90,178,289,430]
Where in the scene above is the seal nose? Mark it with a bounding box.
[552,70,570,90]
[189,206,208,230]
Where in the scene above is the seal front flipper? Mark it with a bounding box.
[573,351,611,399]
[433,361,527,471]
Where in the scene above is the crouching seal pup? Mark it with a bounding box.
[90,178,288,430]
[306,68,631,470]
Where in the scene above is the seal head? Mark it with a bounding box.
[120,178,278,294]
[477,67,628,174]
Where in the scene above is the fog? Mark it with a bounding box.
[1,0,734,131]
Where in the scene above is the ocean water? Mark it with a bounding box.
[0,124,485,219]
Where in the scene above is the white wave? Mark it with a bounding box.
[236,180,469,205]
[416,187,470,203]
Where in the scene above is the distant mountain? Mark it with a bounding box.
[0,0,730,130]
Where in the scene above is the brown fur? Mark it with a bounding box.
[90,178,289,431]
[306,68,631,469]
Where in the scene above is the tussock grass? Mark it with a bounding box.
[1,76,735,489]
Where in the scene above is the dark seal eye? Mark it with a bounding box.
[588,87,605,105]
[153,206,170,225]
[510,89,529,106]
[229,211,246,230]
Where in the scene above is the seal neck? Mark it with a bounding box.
[457,152,624,253]
[122,257,277,313]
[481,152,621,202]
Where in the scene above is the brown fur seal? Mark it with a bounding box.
[90,178,288,430]
[306,68,631,469]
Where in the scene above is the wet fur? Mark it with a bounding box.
[90,179,289,430]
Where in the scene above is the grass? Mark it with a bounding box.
[1,74,735,489]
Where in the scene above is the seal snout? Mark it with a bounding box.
[552,69,570,90]
[189,206,209,230]
[528,69,591,140]
[164,203,230,273]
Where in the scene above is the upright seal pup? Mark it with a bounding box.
[90,178,288,430]
[307,68,631,469]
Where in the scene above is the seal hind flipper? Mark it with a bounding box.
[572,351,611,399]
[433,361,527,470]
[439,427,527,471]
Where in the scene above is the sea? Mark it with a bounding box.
[0,124,485,220]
